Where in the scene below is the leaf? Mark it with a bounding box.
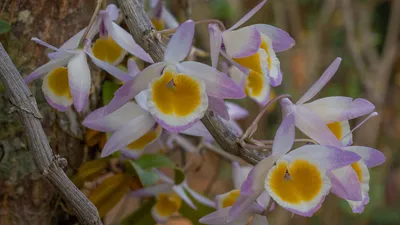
[0,20,10,34]
[102,81,120,105]
[126,160,159,187]
[88,173,132,217]
[77,158,109,181]
[135,153,175,169]
[174,168,185,185]
[120,199,156,225]
[179,189,215,225]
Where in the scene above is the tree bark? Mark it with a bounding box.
[0,0,100,224]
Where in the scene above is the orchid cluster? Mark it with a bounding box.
[25,0,385,224]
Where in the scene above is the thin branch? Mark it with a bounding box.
[0,43,102,225]
[117,0,268,165]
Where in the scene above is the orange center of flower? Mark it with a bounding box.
[92,36,125,64]
[326,122,342,140]
[268,160,323,204]
[47,67,72,98]
[221,189,241,208]
[126,125,161,150]
[151,70,202,116]
[154,192,182,216]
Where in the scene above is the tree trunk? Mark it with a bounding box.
[0,0,99,224]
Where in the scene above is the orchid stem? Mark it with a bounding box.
[157,19,226,36]
[79,0,104,47]
[241,94,292,141]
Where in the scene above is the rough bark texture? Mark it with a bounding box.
[0,0,102,224]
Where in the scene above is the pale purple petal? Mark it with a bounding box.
[343,146,386,168]
[208,96,229,120]
[177,61,245,99]
[128,58,140,77]
[255,190,270,210]
[85,44,132,82]
[161,6,179,28]
[105,62,166,114]
[229,0,267,31]
[293,105,344,147]
[222,27,262,58]
[68,51,91,112]
[184,184,216,208]
[226,102,248,120]
[180,122,213,140]
[135,90,149,111]
[130,183,173,197]
[209,23,223,68]
[25,54,72,83]
[272,113,295,157]
[251,24,295,52]
[82,102,147,132]
[302,97,375,123]
[164,20,195,64]
[101,113,156,157]
[173,185,196,209]
[102,12,153,63]
[297,57,342,105]
[232,162,253,189]
[31,37,59,51]
[285,145,361,170]
[106,4,119,21]
[200,207,252,225]
[328,166,363,201]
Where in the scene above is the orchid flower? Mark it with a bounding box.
[148,0,179,30]
[130,171,215,224]
[279,57,375,147]
[208,0,294,86]
[104,20,245,132]
[228,114,360,219]
[229,66,270,105]
[199,163,268,225]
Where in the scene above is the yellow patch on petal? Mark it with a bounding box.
[151,71,202,117]
[245,70,264,97]
[268,160,323,204]
[259,37,272,70]
[221,189,241,208]
[126,125,161,150]
[155,192,182,217]
[151,18,165,31]
[47,67,72,98]
[351,162,363,182]
[92,36,125,64]
[327,122,342,140]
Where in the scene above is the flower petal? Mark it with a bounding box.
[83,102,148,132]
[343,146,386,168]
[291,104,344,147]
[101,113,156,157]
[200,207,252,225]
[285,145,361,170]
[209,23,223,68]
[173,185,196,209]
[297,57,342,105]
[184,184,216,208]
[223,27,262,58]
[229,66,246,90]
[251,24,295,52]
[130,183,173,197]
[25,54,72,83]
[106,4,119,21]
[180,122,214,140]
[105,62,166,114]
[302,97,375,123]
[164,20,195,64]
[177,61,245,99]
[31,37,59,51]
[232,162,253,189]
[85,44,132,82]
[328,166,363,201]
[229,0,267,31]
[41,67,73,111]
[272,113,295,157]
[161,6,179,28]
[68,51,91,112]
[135,90,149,111]
[226,102,248,120]
[102,12,153,63]
[128,58,140,77]
[255,190,270,210]
[208,96,229,120]
[229,155,278,221]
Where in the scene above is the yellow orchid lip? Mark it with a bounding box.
[152,192,182,222]
[245,70,270,104]
[42,66,73,111]
[92,36,126,65]
[266,159,330,215]
[217,189,241,209]
[126,124,162,151]
[147,68,208,131]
